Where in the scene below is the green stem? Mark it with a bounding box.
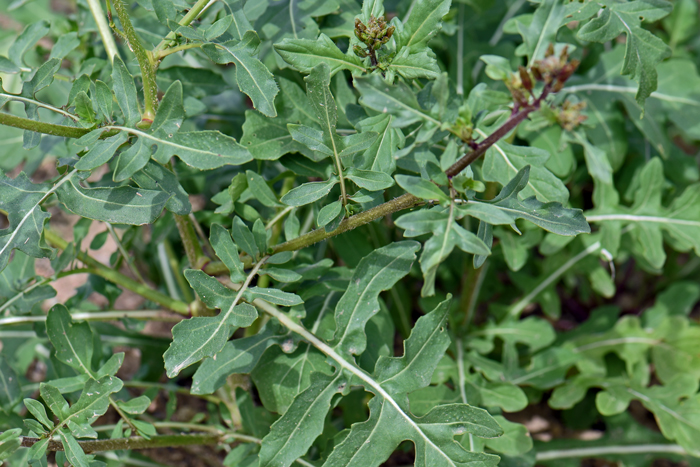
[173,213,208,269]
[0,310,182,326]
[509,241,601,318]
[111,0,158,122]
[203,193,423,275]
[1,93,80,120]
[536,444,688,461]
[152,0,213,53]
[107,223,146,284]
[155,42,204,60]
[20,433,221,453]
[459,260,488,330]
[44,229,190,315]
[86,0,121,62]
[0,269,88,314]
[0,112,90,138]
[164,238,194,303]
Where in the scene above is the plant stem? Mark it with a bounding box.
[0,269,88,314]
[1,93,80,120]
[155,42,204,60]
[0,112,90,138]
[86,0,121,62]
[152,0,213,53]
[0,310,182,326]
[275,193,421,252]
[44,229,190,315]
[509,241,601,318]
[20,433,221,453]
[164,238,194,302]
[173,213,208,269]
[459,260,488,330]
[111,0,158,122]
[535,444,688,461]
[107,223,146,284]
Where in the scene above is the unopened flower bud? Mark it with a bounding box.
[519,66,533,92]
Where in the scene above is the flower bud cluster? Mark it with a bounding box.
[557,100,588,131]
[353,16,395,59]
[505,44,580,107]
[531,44,580,93]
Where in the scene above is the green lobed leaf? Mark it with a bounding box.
[259,371,349,467]
[8,20,50,67]
[147,129,253,170]
[482,141,569,204]
[164,270,258,377]
[56,175,171,225]
[332,241,421,358]
[587,157,700,268]
[192,323,286,394]
[577,0,672,107]
[203,31,279,117]
[476,166,590,236]
[0,171,53,273]
[131,161,192,215]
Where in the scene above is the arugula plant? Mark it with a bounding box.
[0,0,699,465]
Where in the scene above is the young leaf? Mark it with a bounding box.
[46,304,94,375]
[345,168,394,191]
[24,399,54,429]
[231,216,259,258]
[275,34,367,75]
[395,175,450,202]
[113,138,152,182]
[482,141,569,204]
[75,132,128,171]
[151,81,184,134]
[281,178,339,207]
[112,56,141,126]
[210,223,247,283]
[246,170,281,207]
